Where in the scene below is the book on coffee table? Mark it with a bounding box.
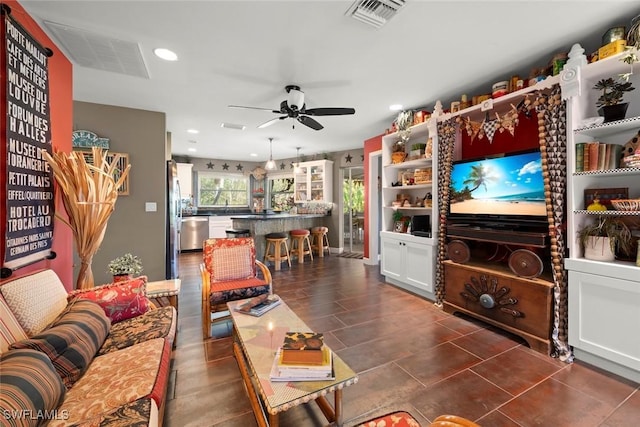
[270,347,334,382]
[234,294,281,317]
[281,332,324,365]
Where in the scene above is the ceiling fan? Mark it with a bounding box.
[229,85,355,131]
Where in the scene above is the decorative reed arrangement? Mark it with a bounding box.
[42,147,131,289]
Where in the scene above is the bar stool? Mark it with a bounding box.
[289,229,313,263]
[264,232,291,271]
[310,226,330,257]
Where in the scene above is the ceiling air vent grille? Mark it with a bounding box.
[43,21,149,79]
[346,0,406,28]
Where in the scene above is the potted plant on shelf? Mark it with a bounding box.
[593,77,635,122]
[577,216,633,262]
[107,253,143,282]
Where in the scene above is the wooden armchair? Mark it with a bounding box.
[201,237,272,339]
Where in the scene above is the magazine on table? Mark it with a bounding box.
[269,347,335,382]
[234,294,281,317]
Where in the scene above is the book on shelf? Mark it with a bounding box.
[281,332,325,365]
[269,347,334,382]
[579,142,623,171]
[233,294,281,317]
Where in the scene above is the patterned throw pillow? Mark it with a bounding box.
[0,270,68,337]
[10,300,110,389]
[0,349,66,427]
[67,277,150,323]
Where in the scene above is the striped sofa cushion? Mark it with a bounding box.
[0,349,66,427]
[0,295,27,354]
[0,270,68,337]
[10,300,110,389]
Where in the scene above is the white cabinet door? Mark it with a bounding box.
[380,234,403,281]
[380,232,434,294]
[176,163,193,199]
[208,216,233,238]
[568,270,640,381]
[405,240,433,292]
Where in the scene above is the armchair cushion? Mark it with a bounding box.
[209,278,270,305]
[10,300,110,388]
[204,238,256,281]
[0,349,66,427]
[67,277,150,323]
[0,296,28,354]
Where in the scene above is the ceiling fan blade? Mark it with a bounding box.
[303,107,355,116]
[258,116,287,129]
[298,115,323,131]
[229,105,280,113]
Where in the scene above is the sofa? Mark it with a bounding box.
[0,269,176,426]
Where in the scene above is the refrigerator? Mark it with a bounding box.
[166,160,181,279]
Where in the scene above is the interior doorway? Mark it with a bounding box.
[342,166,364,255]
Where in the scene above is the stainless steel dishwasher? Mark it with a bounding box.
[180,216,209,250]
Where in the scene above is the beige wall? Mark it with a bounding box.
[73,101,168,284]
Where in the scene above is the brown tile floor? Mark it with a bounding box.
[165,252,639,427]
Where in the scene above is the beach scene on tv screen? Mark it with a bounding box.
[450,151,546,216]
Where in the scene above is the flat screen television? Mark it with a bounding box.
[449,149,547,228]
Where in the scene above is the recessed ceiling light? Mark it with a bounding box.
[250,153,257,157]
[153,48,178,61]
[389,104,403,111]
[187,148,197,152]
[187,129,199,134]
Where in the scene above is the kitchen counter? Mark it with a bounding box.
[231,214,329,261]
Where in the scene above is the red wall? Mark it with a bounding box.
[363,134,383,260]
[1,0,73,288]
[461,111,539,159]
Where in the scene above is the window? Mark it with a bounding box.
[197,172,249,207]
[268,174,295,211]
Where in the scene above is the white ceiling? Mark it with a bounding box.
[19,1,640,163]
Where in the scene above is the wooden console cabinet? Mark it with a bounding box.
[443,260,553,354]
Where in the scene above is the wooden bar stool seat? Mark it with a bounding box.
[310,226,330,257]
[264,232,291,271]
[289,229,313,263]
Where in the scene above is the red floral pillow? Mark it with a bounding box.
[68,277,150,323]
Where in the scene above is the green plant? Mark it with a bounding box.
[107,253,143,276]
[411,143,426,151]
[392,210,404,222]
[593,78,635,107]
[576,216,633,256]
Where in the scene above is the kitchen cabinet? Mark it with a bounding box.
[294,160,333,203]
[380,231,434,297]
[176,162,193,199]
[208,215,233,238]
[562,47,640,381]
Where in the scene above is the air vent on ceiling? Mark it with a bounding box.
[346,0,406,28]
[220,123,246,130]
[43,21,149,79]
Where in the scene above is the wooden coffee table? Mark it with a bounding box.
[228,298,358,427]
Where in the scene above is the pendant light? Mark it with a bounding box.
[294,147,302,173]
[265,137,276,170]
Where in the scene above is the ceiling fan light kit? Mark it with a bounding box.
[230,85,356,131]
